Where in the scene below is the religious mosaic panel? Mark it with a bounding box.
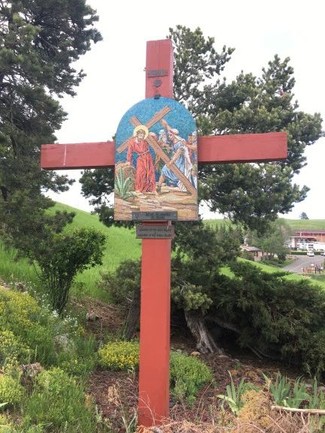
[114,97,198,221]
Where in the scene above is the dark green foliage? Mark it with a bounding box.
[34,227,106,314]
[196,51,323,232]
[80,168,116,226]
[98,259,141,307]
[245,219,292,263]
[171,222,242,312]
[0,0,102,266]
[169,25,234,112]
[212,261,325,377]
[98,259,141,338]
[170,351,213,404]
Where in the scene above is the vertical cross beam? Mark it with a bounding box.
[137,38,174,427]
[138,237,171,426]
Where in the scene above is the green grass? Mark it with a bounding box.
[280,218,325,231]
[204,217,325,231]
[2,204,325,300]
[0,243,40,288]
[220,258,325,291]
[0,203,142,300]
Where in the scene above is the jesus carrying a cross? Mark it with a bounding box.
[126,125,156,193]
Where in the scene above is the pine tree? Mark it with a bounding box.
[0,0,102,247]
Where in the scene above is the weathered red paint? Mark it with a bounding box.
[145,39,174,99]
[40,133,287,169]
[198,132,288,164]
[138,236,171,425]
[40,39,288,429]
[40,142,114,169]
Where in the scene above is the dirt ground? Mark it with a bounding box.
[81,298,307,433]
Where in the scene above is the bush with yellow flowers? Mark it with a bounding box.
[98,341,140,371]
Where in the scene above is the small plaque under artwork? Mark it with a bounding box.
[114,97,198,222]
[132,211,177,221]
[136,224,175,239]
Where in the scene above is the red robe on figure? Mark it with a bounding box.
[127,136,156,192]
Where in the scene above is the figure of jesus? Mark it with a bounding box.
[126,125,156,193]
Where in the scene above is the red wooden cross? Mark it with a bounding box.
[41,39,287,428]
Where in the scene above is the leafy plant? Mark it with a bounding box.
[286,376,309,408]
[267,373,291,406]
[308,378,325,409]
[266,373,310,409]
[0,374,25,407]
[22,367,98,433]
[35,227,106,315]
[98,340,140,371]
[115,168,134,199]
[170,351,213,404]
[217,371,250,415]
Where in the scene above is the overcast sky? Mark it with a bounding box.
[47,0,325,219]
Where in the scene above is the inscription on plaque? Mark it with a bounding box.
[136,224,175,239]
[132,211,177,221]
[147,69,168,77]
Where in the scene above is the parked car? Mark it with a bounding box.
[307,250,315,257]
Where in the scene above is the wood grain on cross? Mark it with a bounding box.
[40,39,287,428]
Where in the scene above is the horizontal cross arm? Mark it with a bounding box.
[40,141,115,169]
[198,132,287,164]
[40,132,287,170]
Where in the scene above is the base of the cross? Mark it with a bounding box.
[137,234,171,427]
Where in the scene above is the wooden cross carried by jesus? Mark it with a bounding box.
[41,39,287,428]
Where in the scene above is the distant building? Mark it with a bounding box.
[289,230,325,249]
[241,245,263,261]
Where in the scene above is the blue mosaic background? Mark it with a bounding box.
[115,97,196,164]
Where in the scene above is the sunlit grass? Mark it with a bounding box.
[0,243,40,288]
[2,204,325,300]
[1,203,142,300]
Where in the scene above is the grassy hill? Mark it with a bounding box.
[204,217,325,231]
[1,203,325,300]
[0,203,142,301]
[279,218,325,231]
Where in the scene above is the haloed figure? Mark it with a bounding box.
[126,125,156,193]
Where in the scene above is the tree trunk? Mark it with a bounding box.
[184,310,224,355]
[123,288,140,340]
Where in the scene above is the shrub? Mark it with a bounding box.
[214,261,325,377]
[98,341,139,371]
[170,351,214,404]
[98,259,141,307]
[56,335,98,377]
[98,341,213,403]
[21,367,98,433]
[0,330,31,366]
[0,287,96,370]
[0,374,25,407]
[0,288,57,366]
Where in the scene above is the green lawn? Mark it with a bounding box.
[280,218,325,231]
[1,204,325,300]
